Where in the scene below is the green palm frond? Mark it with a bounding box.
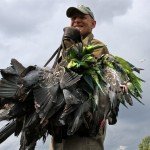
[85,69,102,91]
[66,44,144,106]
[114,56,144,101]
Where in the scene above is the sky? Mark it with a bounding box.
[0,0,150,150]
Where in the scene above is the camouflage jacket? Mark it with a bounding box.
[82,33,109,58]
[60,32,109,62]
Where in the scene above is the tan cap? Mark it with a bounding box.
[66,5,95,20]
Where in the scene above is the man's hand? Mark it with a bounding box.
[63,27,82,43]
[120,84,128,93]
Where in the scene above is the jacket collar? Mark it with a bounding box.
[82,33,94,46]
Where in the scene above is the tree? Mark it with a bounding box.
[139,136,150,150]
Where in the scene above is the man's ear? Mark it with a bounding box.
[92,20,96,29]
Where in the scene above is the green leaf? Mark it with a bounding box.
[67,59,80,68]
[82,44,104,55]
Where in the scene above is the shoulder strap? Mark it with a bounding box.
[44,45,62,67]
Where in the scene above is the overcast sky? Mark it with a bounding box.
[0,0,150,150]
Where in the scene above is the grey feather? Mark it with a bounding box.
[11,59,25,75]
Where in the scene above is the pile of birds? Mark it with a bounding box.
[0,27,144,150]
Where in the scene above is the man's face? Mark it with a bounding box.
[70,13,96,38]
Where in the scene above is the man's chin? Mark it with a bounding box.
[74,27,81,31]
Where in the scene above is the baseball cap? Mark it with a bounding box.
[66,5,95,20]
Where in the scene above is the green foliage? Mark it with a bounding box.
[67,44,101,69]
[139,136,150,150]
[65,43,144,106]
[115,56,144,103]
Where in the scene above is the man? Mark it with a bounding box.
[51,5,109,150]
[67,5,109,58]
